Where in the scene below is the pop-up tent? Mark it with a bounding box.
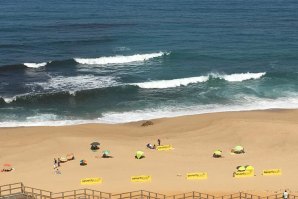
[135,151,144,159]
[213,150,222,158]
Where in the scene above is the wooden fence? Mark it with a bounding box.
[0,183,297,199]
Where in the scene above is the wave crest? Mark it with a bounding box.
[132,72,266,89]
[24,62,48,68]
[74,52,169,65]
[220,72,266,82]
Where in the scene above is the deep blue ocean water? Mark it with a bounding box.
[1,0,298,126]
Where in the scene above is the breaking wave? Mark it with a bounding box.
[2,95,298,127]
[74,52,169,65]
[24,62,48,68]
[132,72,266,89]
[29,75,118,94]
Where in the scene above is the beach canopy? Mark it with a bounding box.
[245,165,254,171]
[3,164,12,171]
[66,153,74,160]
[136,151,144,159]
[103,150,110,155]
[60,157,67,163]
[213,150,222,156]
[237,166,246,172]
[90,142,100,146]
[3,164,12,169]
[234,145,244,152]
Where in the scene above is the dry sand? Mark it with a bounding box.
[1,109,298,196]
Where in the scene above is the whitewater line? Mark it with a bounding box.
[24,62,48,68]
[131,72,266,89]
[74,52,169,65]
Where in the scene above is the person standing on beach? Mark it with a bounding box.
[158,139,161,146]
[54,158,57,169]
[283,190,288,199]
[57,158,61,167]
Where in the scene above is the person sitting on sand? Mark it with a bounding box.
[91,145,99,151]
[146,143,154,149]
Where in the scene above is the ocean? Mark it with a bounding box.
[1,0,298,127]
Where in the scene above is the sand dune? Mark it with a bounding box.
[1,109,298,195]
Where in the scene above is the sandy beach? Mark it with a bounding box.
[1,109,298,196]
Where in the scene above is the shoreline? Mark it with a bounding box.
[0,107,296,128]
[1,109,298,195]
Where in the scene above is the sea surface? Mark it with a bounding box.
[1,0,298,127]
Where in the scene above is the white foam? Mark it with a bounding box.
[24,62,47,68]
[26,114,58,122]
[74,52,169,65]
[27,75,118,93]
[98,96,298,124]
[2,97,16,103]
[132,76,209,89]
[2,95,298,127]
[0,119,92,128]
[132,72,266,89]
[0,113,94,127]
[221,72,266,82]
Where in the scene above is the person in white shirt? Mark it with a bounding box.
[283,190,288,199]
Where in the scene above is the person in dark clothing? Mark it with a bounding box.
[158,139,161,146]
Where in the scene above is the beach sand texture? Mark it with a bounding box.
[1,110,298,195]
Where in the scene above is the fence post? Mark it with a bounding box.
[21,183,24,193]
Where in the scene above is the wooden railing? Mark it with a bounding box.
[0,183,25,197]
[52,189,111,199]
[167,192,215,199]
[112,190,166,199]
[265,193,298,199]
[0,183,297,199]
[0,183,110,199]
[23,186,52,199]
[218,192,261,199]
